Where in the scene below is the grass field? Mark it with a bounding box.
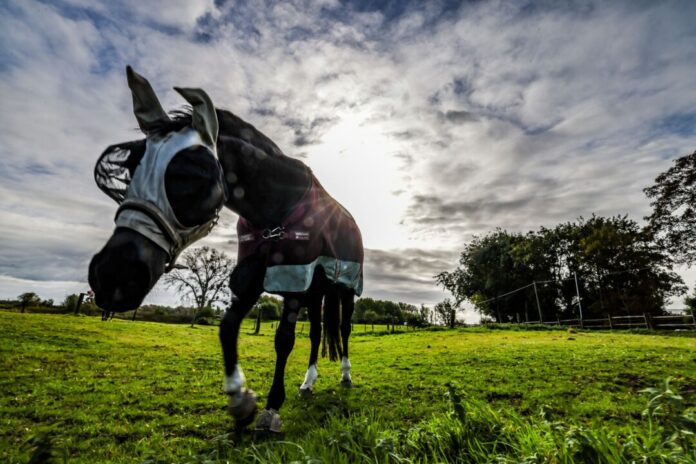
[1,312,694,463]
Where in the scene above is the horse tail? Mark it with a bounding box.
[321,285,342,362]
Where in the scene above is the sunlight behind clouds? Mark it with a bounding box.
[307,109,413,250]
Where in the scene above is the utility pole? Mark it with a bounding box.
[533,281,543,323]
[574,272,584,328]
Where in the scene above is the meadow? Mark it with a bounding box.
[0,312,694,463]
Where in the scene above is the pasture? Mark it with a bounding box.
[1,312,694,463]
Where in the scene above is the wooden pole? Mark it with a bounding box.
[574,272,584,326]
[533,281,543,323]
[254,306,262,334]
[608,315,613,329]
[74,293,85,316]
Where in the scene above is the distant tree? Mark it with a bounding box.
[362,309,378,325]
[685,288,696,315]
[436,230,552,322]
[644,150,696,265]
[18,292,41,313]
[433,299,457,328]
[163,246,234,326]
[62,294,80,313]
[575,216,685,317]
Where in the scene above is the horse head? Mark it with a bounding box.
[89,66,227,312]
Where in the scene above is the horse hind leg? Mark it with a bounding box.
[339,288,355,388]
[299,289,322,397]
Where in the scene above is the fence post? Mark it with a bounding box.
[607,315,613,329]
[533,281,543,323]
[643,313,652,330]
[74,292,86,315]
[574,272,584,327]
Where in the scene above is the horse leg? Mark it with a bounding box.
[340,289,355,388]
[299,290,322,397]
[220,256,264,428]
[255,295,300,436]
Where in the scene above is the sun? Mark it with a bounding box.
[305,111,413,250]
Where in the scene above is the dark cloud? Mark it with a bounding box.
[438,110,478,124]
[363,248,458,304]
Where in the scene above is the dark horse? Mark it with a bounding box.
[88,67,363,435]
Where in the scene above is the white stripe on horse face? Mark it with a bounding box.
[224,363,245,394]
[341,356,351,382]
[300,364,318,390]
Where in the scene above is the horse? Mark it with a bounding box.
[88,66,364,435]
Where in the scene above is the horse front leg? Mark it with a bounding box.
[255,295,300,437]
[220,257,264,428]
[299,290,322,397]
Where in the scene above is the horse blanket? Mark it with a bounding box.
[237,175,363,295]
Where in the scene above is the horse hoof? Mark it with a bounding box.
[227,388,257,428]
[298,387,313,398]
[253,408,283,441]
[340,378,353,389]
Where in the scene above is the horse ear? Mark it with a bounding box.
[173,87,219,146]
[126,65,170,134]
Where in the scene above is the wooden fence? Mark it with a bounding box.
[520,313,695,330]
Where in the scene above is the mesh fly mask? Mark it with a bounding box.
[96,127,226,271]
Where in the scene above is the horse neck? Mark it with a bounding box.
[218,141,311,228]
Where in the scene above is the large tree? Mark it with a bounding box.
[437,216,685,321]
[163,246,234,325]
[644,150,696,265]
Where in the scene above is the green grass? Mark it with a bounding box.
[1,312,694,463]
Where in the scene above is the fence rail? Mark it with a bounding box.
[519,313,695,330]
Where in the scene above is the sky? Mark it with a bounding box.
[1,0,695,321]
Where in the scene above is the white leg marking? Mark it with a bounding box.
[224,363,245,394]
[341,356,351,382]
[300,364,318,390]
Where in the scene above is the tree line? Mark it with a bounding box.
[437,150,696,322]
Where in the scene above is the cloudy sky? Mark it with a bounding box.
[1,0,695,319]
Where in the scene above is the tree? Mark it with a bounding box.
[433,298,458,328]
[251,299,281,334]
[62,294,80,314]
[685,288,696,315]
[362,309,378,326]
[18,292,41,313]
[163,246,235,326]
[644,150,696,265]
[437,216,685,321]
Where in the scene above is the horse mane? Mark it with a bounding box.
[155,108,287,160]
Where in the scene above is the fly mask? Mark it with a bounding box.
[95,66,227,271]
